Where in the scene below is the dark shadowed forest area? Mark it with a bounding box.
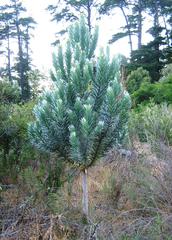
[0,0,172,239]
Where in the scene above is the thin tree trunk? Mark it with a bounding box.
[162,15,170,47]
[137,1,142,49]
[15,4,23,87]
[7,26,12,84]
[82,168,88,221]
[154,0,161,81]
[154,1,159,27]
[16,22,28,100]
[120,6,133,53]
[14,1,30,101]
[25,25,29,69]
[148,0,166,82]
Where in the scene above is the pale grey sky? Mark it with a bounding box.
[9,0,152,74]
[23,0,133,73]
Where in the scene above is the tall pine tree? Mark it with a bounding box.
[0,0,36,101]
[128,0,172,82]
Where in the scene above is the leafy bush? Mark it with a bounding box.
[128,105,147,143]
[0,81,65,189]
[0,80,20,103]
[131,64,172,106]
[0,101,67,190]
[160,63,172,81]
[132,80,172,106]
[28,69,48,99]
[126,67,151,94]
[129,103,172,145]
[0,102,35,181]
[131,82,154,106]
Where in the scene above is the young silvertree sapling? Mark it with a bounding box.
[28,17,131,220]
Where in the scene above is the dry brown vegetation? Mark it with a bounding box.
[1,139,172,240]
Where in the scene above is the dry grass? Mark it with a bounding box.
[1,141,172,239]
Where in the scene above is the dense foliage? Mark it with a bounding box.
[28,18,131,168]
[0,84,34,180]
[0,80,20,103]
[129,64,172,106]
[129,102,172,146]
[28,17,131,218]
[126,67,151,94]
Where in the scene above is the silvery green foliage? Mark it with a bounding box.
[28,17,131,168]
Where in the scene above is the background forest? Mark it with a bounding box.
[0,0,172,239]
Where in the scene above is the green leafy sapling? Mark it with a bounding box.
[28,17,131,220]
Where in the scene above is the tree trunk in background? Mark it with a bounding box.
[16,21,26,100]
[14,0,30,101]
[7,26,12,83]
[120,6,133,53]
[154,0,161,81]
[137,1,142,49]
[25,25,29,69]
[82,168,89,222]
[154,0,160,42]
[162,15,170,47]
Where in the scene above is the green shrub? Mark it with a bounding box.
[128,105,147,143]
[160,63,172,81]
[131,82,154,105]
[0,80,20,103]
[0,100,65,190]
[129,103,172,145]
[132,80,172,106]
[131,64,172,106]
[0,81,64,189]
[126,67,151,94]
[0,102,35,181]
[142,103,172,145]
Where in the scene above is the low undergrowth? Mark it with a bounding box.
[1,140,172,239]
